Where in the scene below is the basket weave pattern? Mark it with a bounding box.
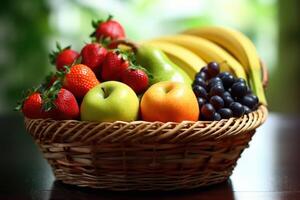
[25,105,267,191]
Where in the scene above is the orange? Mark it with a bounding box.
[141,81,199,122]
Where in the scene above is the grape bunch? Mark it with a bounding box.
[192,62,259,121]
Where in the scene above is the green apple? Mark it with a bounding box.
[80,81,139,122]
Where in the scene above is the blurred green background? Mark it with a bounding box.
[0,0,299,115]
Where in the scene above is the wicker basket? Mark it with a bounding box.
[24,105,267,191]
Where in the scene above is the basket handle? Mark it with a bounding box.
[260,59,268,89]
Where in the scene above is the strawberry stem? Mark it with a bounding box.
[41,79,62,111]
[107,14,113,21]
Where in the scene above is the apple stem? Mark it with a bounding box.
[101,87,108,99]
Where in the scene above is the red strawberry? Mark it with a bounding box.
[47,88,79,120]
[16,75,80,120]
[81,43,107,73]
[63,64,100,99]
[91,15,125,41]
[50,43,79,71]
[101,50,130,81]
[121,68,149,94]
[20,92,49,119]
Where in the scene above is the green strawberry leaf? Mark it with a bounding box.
[114,48,136,62]
[41,78,62,111]
[91,19,101,29]
[56,42,62,51]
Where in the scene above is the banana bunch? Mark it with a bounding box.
[142,26,267,105]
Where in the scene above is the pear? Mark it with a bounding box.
[136,45,192,85]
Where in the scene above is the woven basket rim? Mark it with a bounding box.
[24,105,267,144]
[25,105,268,125]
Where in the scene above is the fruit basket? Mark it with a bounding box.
[24,105,267,191]
[18,17,269,191]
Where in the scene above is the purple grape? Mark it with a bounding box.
[240,95,258,109]
[210,95,224,110]
[197,72,207,81]
[207,62,220,77]
[247,94,259,105]
[197,97,206,107]
[201,103,215,120]
[218,108,233,119]
[209,84,225,97]
[244,105,251,114]
[221,74,235,89]
[208,77,222,90]
[218,72,230,79]
[223,95,234,107]
[221,91,231,98]
[212,112,222,121]
[193,85,207,98]
[231,82,248,98]
[193,77,206,88]
[199,66,210,80]
[229,102,245,117]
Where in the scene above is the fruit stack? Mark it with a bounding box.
[20,16,268,191]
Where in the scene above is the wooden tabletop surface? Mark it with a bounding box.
[1,113,300,200]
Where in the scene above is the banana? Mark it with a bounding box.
[182,27,267,105]
[147,34,248,81]
[142,41,207,78]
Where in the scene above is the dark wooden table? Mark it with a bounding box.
[1,113,300,200]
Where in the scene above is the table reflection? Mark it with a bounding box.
[49,180,234,200]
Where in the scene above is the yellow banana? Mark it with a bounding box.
[148,34,247,81]
[182,27,267,105]
[142,41,207,79]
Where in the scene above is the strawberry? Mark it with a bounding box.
[16,77,80,120]
[91,15,125,42]
[121,68,149,94]
[18,92,49,119]
[62,64,100,99]
[81,43,107,74]
[101,50,130,81]
[49,42,79,71]
[46,88,79,120]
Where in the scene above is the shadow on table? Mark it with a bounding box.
[48,179,235,200]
